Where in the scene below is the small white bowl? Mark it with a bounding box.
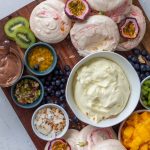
[66,52,141,128]
[140,76,150,110]
[118,109,150,141]
[31,104,69,141]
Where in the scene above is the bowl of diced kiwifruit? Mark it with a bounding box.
[140,76,150,110]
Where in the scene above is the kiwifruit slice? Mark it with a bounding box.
[4,16,29,40]
[14,27,36,49]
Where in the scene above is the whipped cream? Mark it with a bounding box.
[73,58,130,122]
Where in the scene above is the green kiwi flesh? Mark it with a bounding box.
[14,27,36,49]
[4,16,29,39]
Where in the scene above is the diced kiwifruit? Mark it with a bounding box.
[14,27,36,49]
[4,16,29,40]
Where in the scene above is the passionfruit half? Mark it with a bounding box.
[118,17,139,39]
[48,138,71,150]
[65,0,90,20]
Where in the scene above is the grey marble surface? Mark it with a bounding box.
[0,0,34,20]
[139,0,150,21]
[0,89,36,150]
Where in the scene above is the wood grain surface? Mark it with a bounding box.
[0,0,149,150]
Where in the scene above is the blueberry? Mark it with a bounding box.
[73,116,79,123]
[133,48,141,55]
[145,72,150,77]
[66,71,71,76]
[140,65,147,72]
[127,55,133,61]
[47,87,52,93]
[146,55,150,61]
[140,74,146,80]
[64,65,71,72]
[133,63,140,71]
[51,81,55,86]
[34,64,39,70]
[60,103,66,108]
[131,56,138,63]
[59,70,64,76]
[46,96,51,100]
[60,89,65,94]
[55,91,61,97]
[46,99,52,103]
[60,96,64,101]
[146,65,150,71]
[52,77,57,81]
[54,70,59,75]
[56,80,61,86]
[50,90,55,96]
[141,50,147,56]
[60,84,64,89]
[61,78,66,83]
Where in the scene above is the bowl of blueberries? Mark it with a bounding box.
[127,48,150,81]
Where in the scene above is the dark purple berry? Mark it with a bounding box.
[55,91,61,97]
[54,70,59,75]
[52,77,57,81]
[66,71,71,76]
[64,65,71,72]
[34,64,39,71]
[51,81,55,86]
[60,84,64,89]
[133,63,140,71]
[60,89,65,94]
[146,55,150,61]
[140,65,147,72]
[61,78,66,83]
[133,48,141,55]
[145,72,150,77]
[141,50,147,56]
[56,80,61,86]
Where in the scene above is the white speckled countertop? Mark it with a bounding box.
[0,89,36,150]
[0,1,36,149]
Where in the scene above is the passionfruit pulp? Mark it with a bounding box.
[118,17,139,39]
[65,0,90,20]
[48,138,71,150]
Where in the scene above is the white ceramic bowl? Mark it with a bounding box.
[31,104,69,141]
[66,52,141,128]
[140,76,150,110]
[118,109,150,141]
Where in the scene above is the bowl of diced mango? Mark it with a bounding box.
[118,110,150,150]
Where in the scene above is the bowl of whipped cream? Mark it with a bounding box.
[66,52,141,127]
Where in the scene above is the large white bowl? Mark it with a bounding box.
[66,52,141,128]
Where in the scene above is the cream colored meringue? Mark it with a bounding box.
[87,0,129,12]
[70,15,120,57]
[30,0,71,43]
